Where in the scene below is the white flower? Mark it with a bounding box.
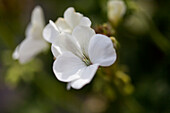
[46,23,117,89]
[107,0,126,26]
[12,6,48,64]
[43,7,91,43]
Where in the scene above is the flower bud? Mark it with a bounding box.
[110,36,119,49]
[107,0,126,27]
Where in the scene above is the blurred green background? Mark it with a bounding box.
[0,0,170,113]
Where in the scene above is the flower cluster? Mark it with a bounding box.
[43,7,117,89]
[13,6,118,90]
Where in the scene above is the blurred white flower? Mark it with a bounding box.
[48,25,117,89]
[43,7,91,43]
[12,6,48,64]
[107,0,126,26]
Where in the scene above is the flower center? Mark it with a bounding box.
[82,56,91,66]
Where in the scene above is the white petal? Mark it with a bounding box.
[25,23,32,37]
[25,21,43,40]
[88,34,117,66]
[31,6,45,27]
[18,38,48,64]
[27,24,44,40]
[64,7,83,29]
[79,17,91,27]
[66,82,71,90]
[55,17,72,33]
[53,33,83,58]
[51,44,61,58]
[43,20,59,43]
[53,52,86,82]
[70,64,99,89]
[72,26,95,57]
[12,46,20,60]
[25,6,45,40]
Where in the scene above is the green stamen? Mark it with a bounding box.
[82,57,91,66]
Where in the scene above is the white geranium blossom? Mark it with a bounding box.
[43,7,91,43]
[107,0,126,26]
[46,22,117,89]
[12,6,48,64]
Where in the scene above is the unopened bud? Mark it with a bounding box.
[110,36,119,49]
[94,23,115,37]
[107,0,126,27]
